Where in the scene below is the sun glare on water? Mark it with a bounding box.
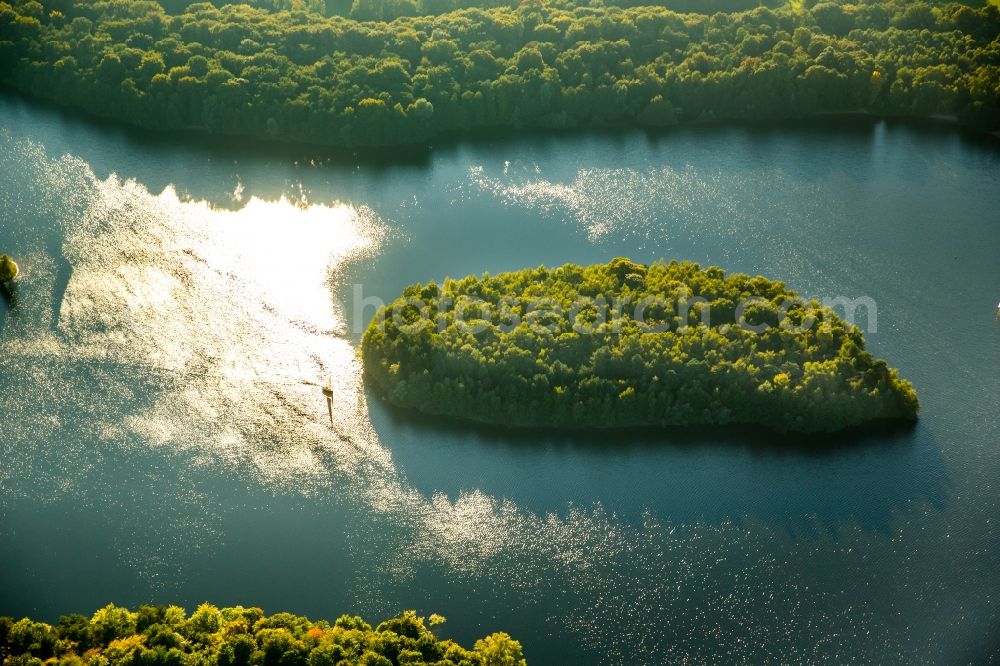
[2,164,388,487]
[185,191,380,332]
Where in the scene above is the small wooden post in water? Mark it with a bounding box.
[322,374,334,424]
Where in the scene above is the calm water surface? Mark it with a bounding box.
[1,94,999,664]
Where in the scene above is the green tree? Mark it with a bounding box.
[90,605,136,645]
[0,255,18,282]
[474,632,526,666]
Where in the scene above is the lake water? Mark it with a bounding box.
[1,93,999,664]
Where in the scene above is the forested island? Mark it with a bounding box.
[0,605,526,666]
[1,0,997,147]
[362,259,919,433]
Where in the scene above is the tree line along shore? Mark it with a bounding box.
[1,0,997,147]
[0,605,526,666]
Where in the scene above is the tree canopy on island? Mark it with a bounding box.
[361,259,919,433]
[0,0,997,146]
[0,605,527,666]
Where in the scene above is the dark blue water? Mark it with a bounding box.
[1,93,999,664]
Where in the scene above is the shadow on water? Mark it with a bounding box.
[49,253,73,332]
[2,91,997,212]
[0,282,16,329]
[367,389,946,535]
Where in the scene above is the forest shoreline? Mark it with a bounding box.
[4,1,997,152]
[3,86,995,162]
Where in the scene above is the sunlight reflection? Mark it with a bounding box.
[3,160,389,488]
[0,134,914,662]
[464,163,796,252]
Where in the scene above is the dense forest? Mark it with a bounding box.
[361,259,919,433]
[0,0,997,146]
[0,605,526,666]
